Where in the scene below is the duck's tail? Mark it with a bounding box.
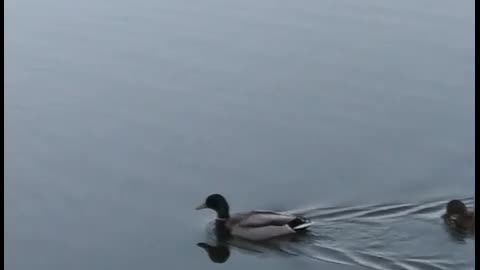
[288,217,314,231]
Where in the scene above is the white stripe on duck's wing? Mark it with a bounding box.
[237,211,297,227]
[230,225,295,241]
[292,221,314,230]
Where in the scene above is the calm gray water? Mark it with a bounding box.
[5,0,475,269]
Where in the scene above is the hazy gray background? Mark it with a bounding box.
[5,0,475,269]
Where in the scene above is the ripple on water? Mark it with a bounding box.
[199,197,474,269]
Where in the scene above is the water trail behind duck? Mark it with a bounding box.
[289,197,474,224]
[203,197,474,270]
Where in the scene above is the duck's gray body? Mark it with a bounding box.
[224,210,312,241]
[196,194,313,241]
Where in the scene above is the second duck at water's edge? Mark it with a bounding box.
[195,194,313,241]
[443,199,475,234]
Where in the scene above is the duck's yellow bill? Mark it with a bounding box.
[195,203,207,210]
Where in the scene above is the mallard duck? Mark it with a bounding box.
[443,199,475,234]
[195,194,314,241]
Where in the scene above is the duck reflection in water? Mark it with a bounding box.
[197,219,313,264]
[197,243,230,264]
[197,221,231,264]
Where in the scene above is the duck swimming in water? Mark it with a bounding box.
[443,199,475,234]
[195,194,314,241]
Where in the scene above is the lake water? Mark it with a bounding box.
[5,0,475,269]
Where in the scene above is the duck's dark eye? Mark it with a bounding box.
[206,200,213,208]
[206,197,217,208]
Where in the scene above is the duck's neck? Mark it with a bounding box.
[214,219,231,239]
[216,205,230,219]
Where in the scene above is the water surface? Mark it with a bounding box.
[5,0,475,269]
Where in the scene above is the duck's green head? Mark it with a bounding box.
[195,194,230,219]
[446,200,467,216]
